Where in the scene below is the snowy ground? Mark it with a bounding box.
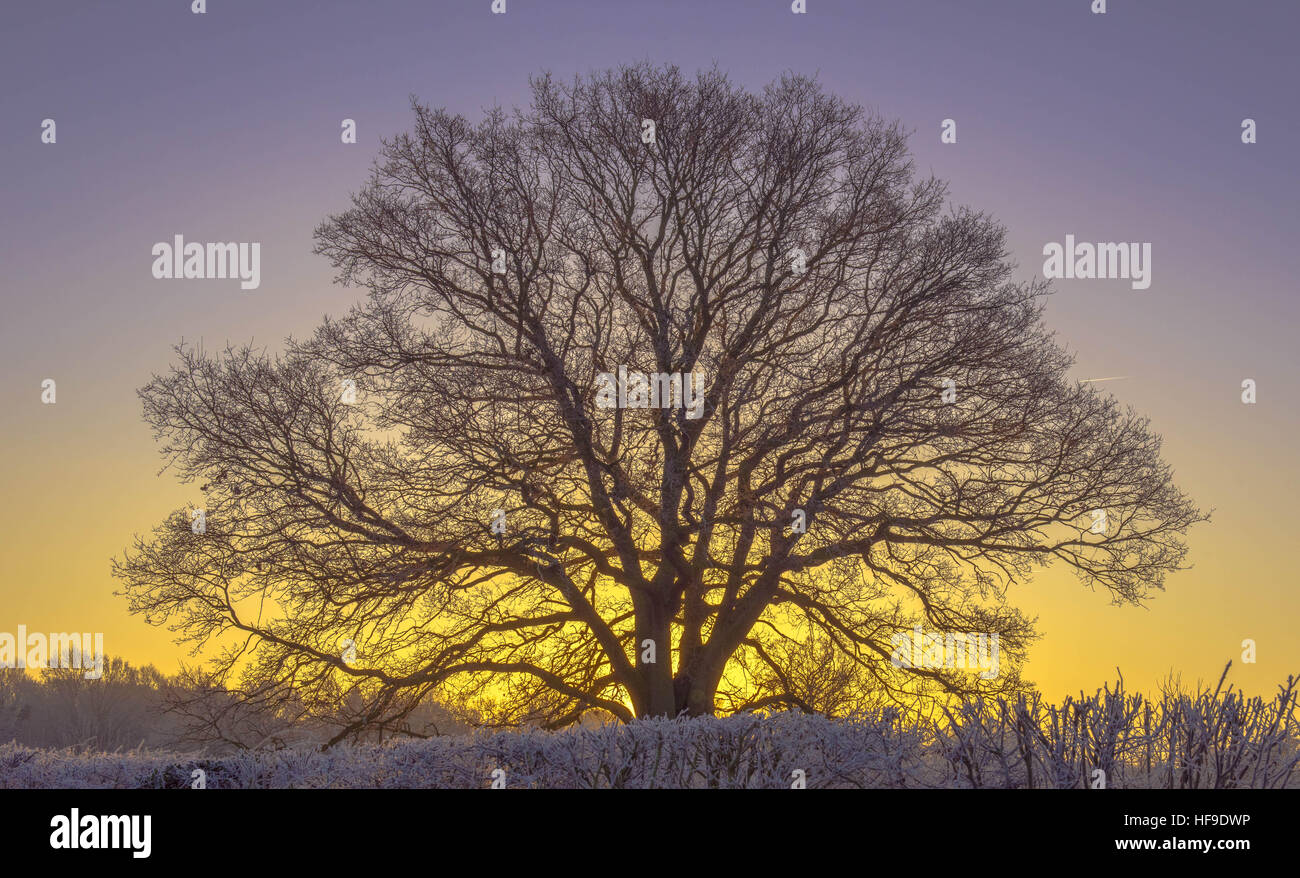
[4,683,1297,788]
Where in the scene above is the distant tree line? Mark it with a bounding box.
[0,656,472,754]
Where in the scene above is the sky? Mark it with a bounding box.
[1,0,1296,703]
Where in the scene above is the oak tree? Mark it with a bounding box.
[116,64,1203,738]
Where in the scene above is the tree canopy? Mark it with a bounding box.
[116,63,1204,738]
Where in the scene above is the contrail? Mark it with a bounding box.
[1080,376,1130,383]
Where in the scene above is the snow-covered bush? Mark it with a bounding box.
[2,672,1295,789]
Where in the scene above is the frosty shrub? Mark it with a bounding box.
[2,670,1295,789]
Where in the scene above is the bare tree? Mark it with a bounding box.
[27,658,168,751]
[115,63,1204,739]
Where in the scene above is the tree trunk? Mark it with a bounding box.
[635,597,677,717]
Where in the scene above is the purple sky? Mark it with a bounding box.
[2,0,1297,698]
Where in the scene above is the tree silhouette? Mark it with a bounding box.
[115,63,1204,738]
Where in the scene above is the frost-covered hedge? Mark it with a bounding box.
[3,678,1297,789]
